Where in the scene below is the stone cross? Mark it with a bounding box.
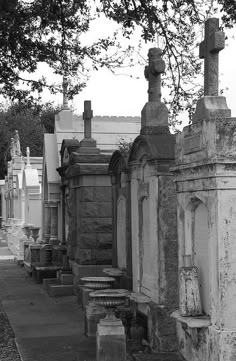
[82,100,93,139]
[199,18,225,96]
[62,75,69,109]
[144,48,165,103]
[26,147,31,168]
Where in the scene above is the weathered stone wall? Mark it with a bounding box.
[75,184,112,265]
[173,117,236,361]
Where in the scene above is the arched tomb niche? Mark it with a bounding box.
[184,197,210,315]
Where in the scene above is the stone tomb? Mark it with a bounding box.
[57,101,113,284]
[172,18,236,361]
[22,148,42,232]
[128,48,178,352]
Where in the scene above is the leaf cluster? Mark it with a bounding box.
[0,0,123,103]
[0,102,57,178]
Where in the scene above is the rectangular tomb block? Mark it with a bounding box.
[85,302,106,337]
[97,321,126,361]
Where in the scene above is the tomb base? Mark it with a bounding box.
[141,101,168,128]
[193,96,231,122]
[71,262,112,284]
[130,293,178,353]
[77,285,92,308]
[211,328,236,361]
[85,302,106,337]
[97,317,126,361]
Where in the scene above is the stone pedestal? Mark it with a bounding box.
[97,318,126,361]
[193,96,231,122]
[85,302,106,337]
[52,245,67,266]
[29,244,41,263]
[77,285,91,308]
[40,244,53,266]
[23,240,34,263]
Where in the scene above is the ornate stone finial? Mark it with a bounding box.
[82,100,93,139]
[144,48,165,103]
[26,147,31,168]
[199,18,225,96]
[14,130,21,156]
[62,75,69,110]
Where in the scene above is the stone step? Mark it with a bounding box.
[47,284,75,297]
[60,273,74,285]
[43,278,60,292]
[56,269,72,279]
[132,353,185,361]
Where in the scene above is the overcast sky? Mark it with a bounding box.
[18,16,236,130]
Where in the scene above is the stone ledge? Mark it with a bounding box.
[129,292,151,304]
[171,310,211,328]
[103,267,124,277]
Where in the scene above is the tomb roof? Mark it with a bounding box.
[128,134,175,163]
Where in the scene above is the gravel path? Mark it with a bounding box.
[0,303,21,361]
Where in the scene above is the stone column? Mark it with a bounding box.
[43,202,51,243]
[111,175,118,268]
[60,185,66,245]
[49,202,59,245]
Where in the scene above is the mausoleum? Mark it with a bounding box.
[172,18,236,361]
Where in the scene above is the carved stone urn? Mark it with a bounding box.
[90,288,130,322]
[30,226,40,243]
[81,276,115,290]
[22,225,32,240]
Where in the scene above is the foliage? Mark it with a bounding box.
[98,0,236,124]
[0,0,235,126]
[0,0,127,104]
[0,102,56,178]
[117,137,133,156]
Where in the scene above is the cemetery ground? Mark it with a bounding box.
[0,229,97,361]
[0,228,183,361]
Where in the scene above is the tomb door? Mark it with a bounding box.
[117,196,127,270]
[193,202,210,315]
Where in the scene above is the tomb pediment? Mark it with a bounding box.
[108,150,129,184]
[128,134,175,163]
[60,139,80,166]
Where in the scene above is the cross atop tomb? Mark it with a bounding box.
[199,18,225,96]
[62,75,69,109]
[80,100,99,153]
[144,48,165,103]
[26,147,31,169]
[82,100,93,139]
